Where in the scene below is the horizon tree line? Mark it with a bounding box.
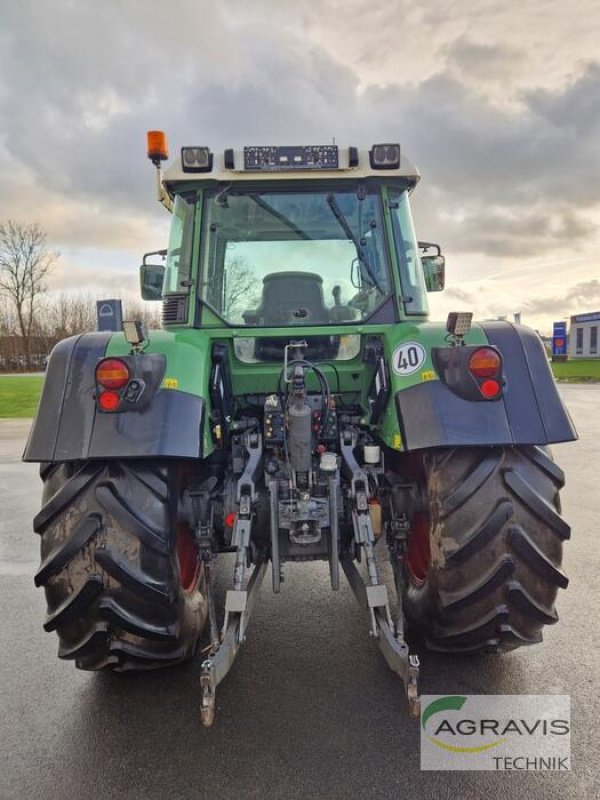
[0,220,160,371]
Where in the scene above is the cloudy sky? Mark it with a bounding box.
[1,0,599,333]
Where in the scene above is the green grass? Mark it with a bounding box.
[0,375,44,417]
[550,359,600,382]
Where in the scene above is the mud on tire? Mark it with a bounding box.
[34,460,207,671]
[403,446,569,653]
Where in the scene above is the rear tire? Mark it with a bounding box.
[403,446,569,653]
[34,460,208,671]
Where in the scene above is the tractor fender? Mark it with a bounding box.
[395,322,577,451]
[23,332,205,463]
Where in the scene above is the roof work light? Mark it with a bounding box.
[369,143,401,169]
[181,146,213,173]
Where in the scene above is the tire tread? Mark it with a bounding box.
[404,445,569,654]
[35,459,206,672]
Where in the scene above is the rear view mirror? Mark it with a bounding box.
[140,249,167,300]
[419,242,445,292]
[422,255,445,292]
[140,264,165,300]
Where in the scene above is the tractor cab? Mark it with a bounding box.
[141,137,444,332]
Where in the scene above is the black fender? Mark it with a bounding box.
[23,333,204,462]
[395,322,577,451]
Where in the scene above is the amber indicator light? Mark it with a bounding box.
[469,347,501,378]
[96,358,130,390]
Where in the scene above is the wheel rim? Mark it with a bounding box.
[404,512,431,586]
[176,523,201,593]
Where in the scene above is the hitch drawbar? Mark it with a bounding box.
[341,554,420,718]
[200,476,268,727]
[340,429,420,718]
[197,429,420,726]
[200,556,268,727]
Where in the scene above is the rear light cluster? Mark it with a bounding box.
[467,347,502,399]
[95,358,131,412]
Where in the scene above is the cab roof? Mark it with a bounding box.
[161,144,420,195]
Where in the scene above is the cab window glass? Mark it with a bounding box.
[164,195,194,294]
[388,188,428,315]
[200,186,392,326]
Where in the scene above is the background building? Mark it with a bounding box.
[569,311,600,358]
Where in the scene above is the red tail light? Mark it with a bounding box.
[468,347,501,378]
[97,390,121,411]
[480,379,501,399]
[96,358,130,389]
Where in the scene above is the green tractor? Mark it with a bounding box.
[24,134,577,725]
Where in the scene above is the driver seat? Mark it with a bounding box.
[246,271,329,325]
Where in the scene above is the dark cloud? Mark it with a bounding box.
[0,3,229,210]
[360,63,600,209]
[0,0,597,335]
[444,286,477,303]
[521,280,600,317]
[0,3,358,221]
[441,205,594,258]
[566,279,600,301]
[526,63,600,135]
[445,36,527,80]
[2,3,598,218]
[355,61,600,262]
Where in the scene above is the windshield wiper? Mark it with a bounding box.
[251,196,311,240]
[214,189,311,240]
[326,194,383,294]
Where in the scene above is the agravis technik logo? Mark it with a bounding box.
[420,695,570,771]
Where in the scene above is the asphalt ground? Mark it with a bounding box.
[0,385,598,799]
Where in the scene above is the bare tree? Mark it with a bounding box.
[49,291,96,338]
[0,221,58,369]
[124,299,162,330]
[0,295,17,370]
[224,257,260,320]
